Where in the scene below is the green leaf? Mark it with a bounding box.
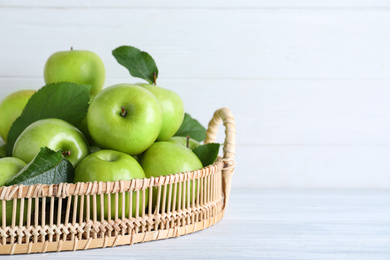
[6,147,75,186]
[112,45,158,84]
[174,113,206,142]
[193,143,221,167]
[6,82,91,156]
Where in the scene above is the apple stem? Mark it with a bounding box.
[70,46,73,51]
[62,151,71,157]
[186,135,190,149]
[153,72,157,85]
[121,106,127,117]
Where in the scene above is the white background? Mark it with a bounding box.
[0,0,389,189]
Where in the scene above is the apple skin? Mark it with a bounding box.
[167,136,201,150]
[0,157,27,225]
[87,84,163,155]
[13,118,90,167]
[137,83,184,141]
[0,139,5,158]
[44,49,105,97]
[0,90,36,142]
[140,142,203,211]
[0,157,26,186]
[74,150,148,219]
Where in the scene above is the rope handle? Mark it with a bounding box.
[204,108,236,208]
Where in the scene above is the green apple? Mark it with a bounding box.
[0,157,26,186]
[137,83,184,141]
[44,48,105,97]
[0,139,5,158]
[87,84,163,155]
[74,150,148,219]
[167,136,201,150]
[13,118,89,167]
[0,90,36,142]
[140,142,203,211]
[0,157,27,225]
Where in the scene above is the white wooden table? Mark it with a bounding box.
[7,188,389,259]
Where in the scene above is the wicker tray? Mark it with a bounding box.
[0,108,236,255]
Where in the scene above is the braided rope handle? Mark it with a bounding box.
[204,108,236,208]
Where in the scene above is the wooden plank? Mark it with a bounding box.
[0,8,389,79]
[1,0,390,8]
[233,145,390,189]
[1,78,389,146]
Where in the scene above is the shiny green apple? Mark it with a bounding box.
[140,142,203,211]
[44,49,105,97]
[87,84,163,155]
[13,118,90,167]
[138,83,184,141]
[167,136,201,150]
[0,157,27,225]
[74,150,148,219]
[0,157,26,186]
[0,90,36,142]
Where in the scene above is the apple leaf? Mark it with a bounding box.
[112,45,158,84]
[174,113,206,142]
[6,147,74,186]
[6,82,91,156]
[193,143,221,167]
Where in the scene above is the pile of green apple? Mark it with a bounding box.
[0,46,219,221]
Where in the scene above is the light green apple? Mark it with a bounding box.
[0,139,6,158]
[137,83,184,141]
[140,142,203,211]
[74,150,148,219]
[0,90,36,142]
[44,48,105,97]
[0,157,27,225]
[87,84,163,155]
[13,118,90,167]
[167,136,201,150]
[0,157,26,186]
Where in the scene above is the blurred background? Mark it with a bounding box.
[0,0,389,189]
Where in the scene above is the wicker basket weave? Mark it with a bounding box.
[0,108,236,255]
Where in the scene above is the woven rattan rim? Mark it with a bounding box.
[0,160,224,200]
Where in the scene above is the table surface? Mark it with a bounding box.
[7,189,390,259]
